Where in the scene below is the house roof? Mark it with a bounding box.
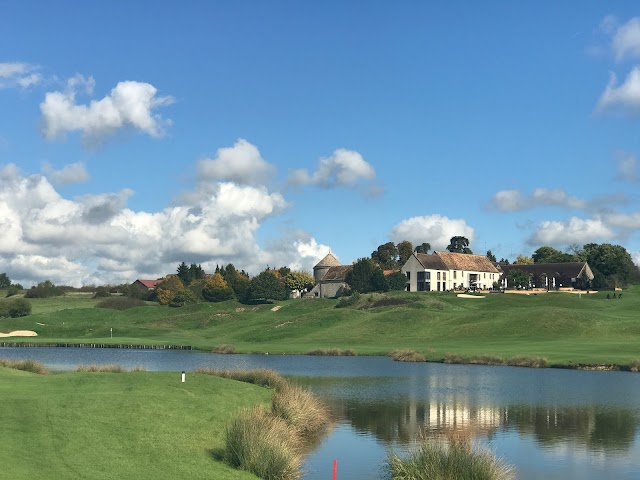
[314,253,341,268]
[135,279,162,288]
[415,253,449,271]
[500,262,594,280]
[321,265,353,282]
[435,251,501,273]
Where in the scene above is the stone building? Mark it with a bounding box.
[305,253,353,298]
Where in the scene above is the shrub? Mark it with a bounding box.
[0,359,49,374]
[387,271,408,291]
[195,368,288,391]
[96,297,146,310]
[390,350,426,362]
[92,287,111,298]
[5,285,20,297]
[306,348,357,356]
[0,298,32,318]
[388,434,514,480]
[202,273,235,302]
[155,275,185,305]
[169,288,198,307]
[335,291,361,308]
[225,406,302,480]
[24,280,65,298]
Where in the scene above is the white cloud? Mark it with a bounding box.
[0,62,41,89]
[288,148,377,189]
[611,17,640,61]
[197,138,275,185]
[528,217,614,246]
[42,162,89,185]
[490,188,586,211]
[389,214,474,251]
[490,190,527,212]
[0,164,326,287]
[40,77,174,146]
[596,68,640,114]
[615,151,640,182]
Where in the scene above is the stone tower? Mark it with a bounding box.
[313,253,341,282]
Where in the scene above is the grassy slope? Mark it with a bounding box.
[1,288,640,364]
[0,367,270,480]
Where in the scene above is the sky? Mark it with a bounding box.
[2,1,640,287]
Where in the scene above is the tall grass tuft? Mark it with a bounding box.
[0,358,49,374]
[388,434,515,480]
[306,348,357,356]
[225,406,302,480]
[212,344,237,354]
[194,368,288,391]
[390,350,427,362]
[444,353,548,368]
[629,360,640,372]
[76,364,126,373]
[271,385,331,437]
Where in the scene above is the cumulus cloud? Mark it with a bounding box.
[288,148,378,192]
[528,217,614,246]
[596,67,640,114]
[615,151,640,182]
[42,162,89,185]
[389,214,474,251]
[197,138,275,185]
[611,17,640,61]
[40,76,174,146]
[0,62,41,89]
[0,164,325,287]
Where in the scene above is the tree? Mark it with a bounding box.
[24,280,65,298]
[202,273,235,302]
[284,271,315,296]
[415,242,431,254]
[176,262,192,285]
[155,275,185,305]
[499,258,510,265]
[582,243,637,288]
[169,288,198,307]
[515,255,534,265]
[248,270,289,302]
[387,271,408,291]
[532,246,574,264]
[0,273,10,288]
[507,269,530,289]
[396,241,414,266]
[222,264,251,302]
[371,242,399,269]
[446,236,472,254]
[346,258,389,293]
[486,250,497,262]
[189,263,205,282]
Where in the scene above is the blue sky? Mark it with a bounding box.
[1,1,640,286]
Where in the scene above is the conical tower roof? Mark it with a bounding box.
[314,253,341,268]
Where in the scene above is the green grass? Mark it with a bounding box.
[0,366,271,480]
[3,287,640,365]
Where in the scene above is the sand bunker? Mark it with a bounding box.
[457,294,486,299]
[271,305,282,312]
[0,330,38,338]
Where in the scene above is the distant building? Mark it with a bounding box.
[305,253,353,298]
[402,251,500,292]
[499,262,594,290]
[132,279,163,290]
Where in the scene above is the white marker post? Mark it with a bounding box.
[110,327,113,339]
[181,371,186,383]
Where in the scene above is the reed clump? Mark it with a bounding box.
[0,358,49,374]
[390,350,427,362]
[212,344,237,354]
[194,368,288,391]
[443,353,548,368]
[629,360,640,372]
[76,364,125,373]
[388,434,515,480]
[306,348,357,356]
[225,406,302,480]
[271,385,331,437]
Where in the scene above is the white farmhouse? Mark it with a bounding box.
[401,251,501,292]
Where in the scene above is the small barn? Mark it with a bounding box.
[132,279,163,290]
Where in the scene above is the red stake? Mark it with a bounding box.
[333,459,337,480]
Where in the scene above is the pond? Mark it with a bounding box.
[2,347,640,479]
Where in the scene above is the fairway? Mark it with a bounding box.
[2,287,640,366]
[0,367,270,480]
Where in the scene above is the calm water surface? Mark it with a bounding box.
[2,347,640,479]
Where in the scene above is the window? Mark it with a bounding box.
[443,272,447,281]
[453,271,457,279]
[437,272,441,280]
[406,272,411,281]
[417,271,426,291]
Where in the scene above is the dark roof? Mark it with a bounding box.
[135,279,162,289]
[415,253,449,271]
[314,253,341,268]
[500,262,594,280]
[435,252,500,273]
[321,265,353,282]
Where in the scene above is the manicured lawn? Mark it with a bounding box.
[0,367,270,480]
[2,287,640,365]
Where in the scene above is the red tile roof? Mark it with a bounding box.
[135,279,162,289]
